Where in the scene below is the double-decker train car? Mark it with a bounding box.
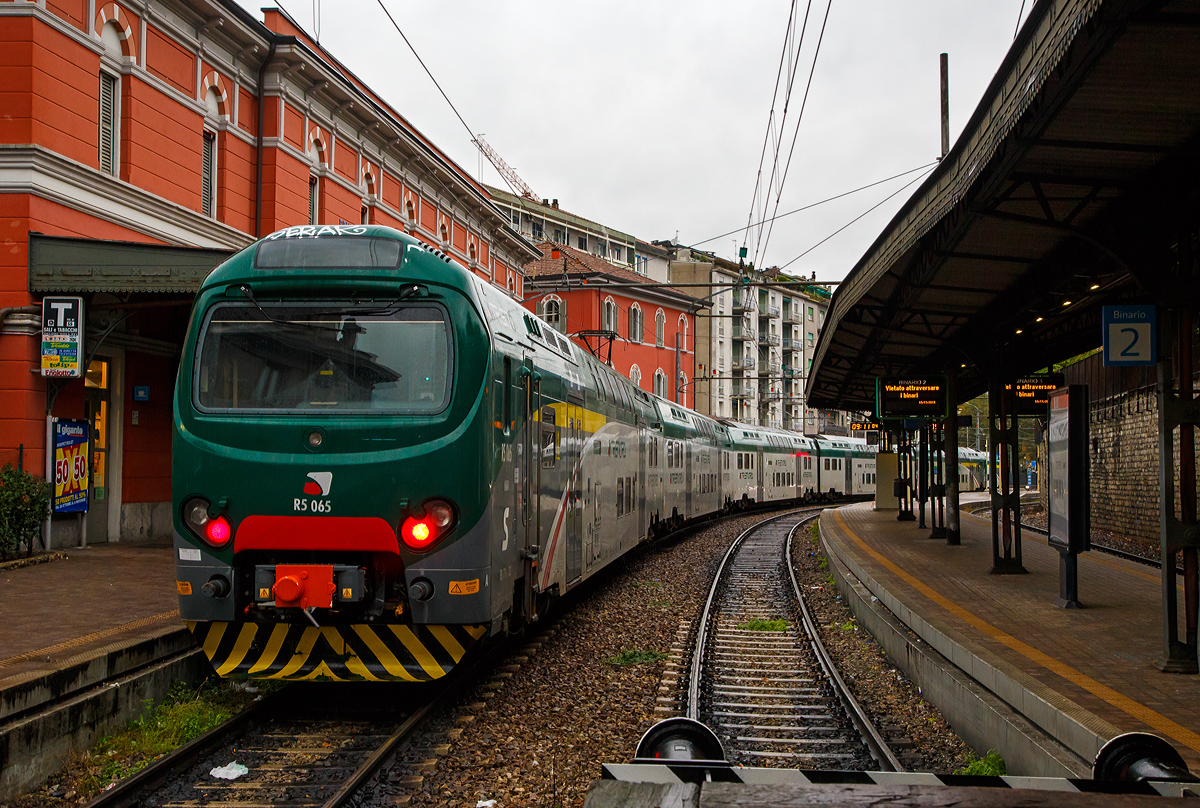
[172,225,989,683]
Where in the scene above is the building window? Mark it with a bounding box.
[613,246,621,262]
[554,228,564,243]
[543,297,563,332]
[511,210,520,227]
[308,178,318,225]
[577,235,587,250]
[361,206,369,225]
[201,131,216,217]
[532,221,544,239]
[628,305,644,344]
[654,370,667,397]
[808,306,814,321]
[602,298,618,333]
[630,365,641,388]
[655,310,665,347]
[597,242,607,257]
[99,72,118,175]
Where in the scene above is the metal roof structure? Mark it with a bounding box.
[806,0,1200,411]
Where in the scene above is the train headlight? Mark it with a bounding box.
[183,496,233,549]
[400,499,457,552]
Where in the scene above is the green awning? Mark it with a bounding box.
[28,232,234,293]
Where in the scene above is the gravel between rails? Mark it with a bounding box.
[367,511,972,808]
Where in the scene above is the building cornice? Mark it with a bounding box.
[0,145,255,250]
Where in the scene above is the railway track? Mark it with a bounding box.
[688,510,900,770]
[83,647,507,808]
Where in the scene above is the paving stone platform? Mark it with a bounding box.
[820,498,1200,775]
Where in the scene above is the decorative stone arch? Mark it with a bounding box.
[507,272,516,294]
[540,294,565,332]
[308,127,328,166]
[467,234,478,264]
[96,3,137,63]
[653,369,667,398]
[678,314,689,351]
[627,302,644,344]
[201,71,230,119]
[403,192,417,227]
[655,308,666,347]
[629,364,642,388]
[678,372,688,408]
[438,214,450,246]
[602,296,618,334]
[361,164,376,196]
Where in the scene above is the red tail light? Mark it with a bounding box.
[183,497,233,549]
[400,499,457,552]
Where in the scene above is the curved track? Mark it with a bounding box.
[688,510,900,770]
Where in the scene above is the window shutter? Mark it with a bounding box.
[201,133,215,217]
[99,74,116,175]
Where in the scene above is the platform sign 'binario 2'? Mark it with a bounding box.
[1102,305,1155,367]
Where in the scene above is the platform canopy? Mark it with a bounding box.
[806,0,1200,412]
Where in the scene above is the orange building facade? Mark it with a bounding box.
[524,243,700,406]
[0,0,538,547]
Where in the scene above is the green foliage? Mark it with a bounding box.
[825,573,836,587]
[817,557,829,569]
[606,649,667,666]
[954,749,1006,776]
[739,618,789,631]
[76,678,267,797]
[0,463,51,559]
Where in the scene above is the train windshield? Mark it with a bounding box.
[195,303,451,413]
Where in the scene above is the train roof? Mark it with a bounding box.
[198,225,472,294]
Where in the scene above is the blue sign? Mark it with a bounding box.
[133,386,149,402]
[1103,305,1155,366]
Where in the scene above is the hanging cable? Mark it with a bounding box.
[778,166,933,270]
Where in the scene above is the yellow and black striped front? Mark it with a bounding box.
[187,620,489,681]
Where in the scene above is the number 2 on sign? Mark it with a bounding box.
[1119,327,1140,357]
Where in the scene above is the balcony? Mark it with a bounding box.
[732,291,756,313]
[782,337,797,351]
[764,362,782,375]
[792,310,804,323]
[758,331,780,346]
[731,384,756,399]
[761,390,784,401]
[767,304,781,319]
[732,355,756,370]
[730,323,751,341]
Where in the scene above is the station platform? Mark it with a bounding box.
[0,540,202,801]
[820,498,1200,778]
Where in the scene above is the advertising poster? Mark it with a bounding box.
[41,297,84,378]
[53,419,90,513]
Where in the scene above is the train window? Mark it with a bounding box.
[737,453,743,470]
[541,407,556,468]
[824,458,830,471]
[254,236,402,269]
[616,477,624,516]
[594,481,602,525]
[197,303,450,413]
[626,476,633,512]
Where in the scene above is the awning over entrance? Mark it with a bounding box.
[807,0,1200,411]
[28,233,233,294]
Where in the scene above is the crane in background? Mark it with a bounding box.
[472,136,540,203]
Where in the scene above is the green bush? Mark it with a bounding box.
[955,749,1006,776]
[0,464,51,559]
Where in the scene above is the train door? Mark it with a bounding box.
[566,401,583,584]
[638,425,647,540]
[520,356,540,617]
[684,441,693,517]
[756,449,763,501]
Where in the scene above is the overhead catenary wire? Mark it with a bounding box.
[757,0,834,265]
[779,166,934,270]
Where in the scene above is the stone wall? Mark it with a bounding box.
[1040,385,1200,545]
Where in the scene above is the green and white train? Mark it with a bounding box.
[173,225,980,682]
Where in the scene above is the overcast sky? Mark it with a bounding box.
[237,1,1032,281]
